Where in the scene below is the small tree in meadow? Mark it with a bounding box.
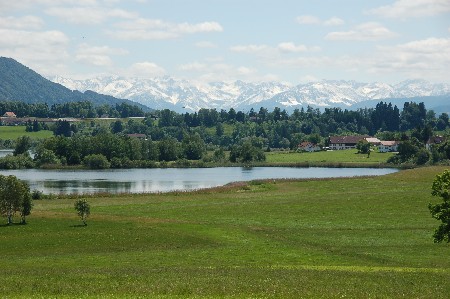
[429,170,450,243]
[74,199,90,226]
[0,175,33,225]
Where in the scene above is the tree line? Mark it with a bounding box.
[0,101,145,119]
[1,100,450,168]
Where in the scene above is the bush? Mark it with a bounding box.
[0,154,35,169]
[31,190,43,200]
[83,154,110,169]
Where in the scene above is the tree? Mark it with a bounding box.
[356,140,371,154]
[83,154,110,169]
[429,170,450,243]
[74,199,90,226]
[13,136,31,156]
[182,133,205,160]
[0,175,32,225]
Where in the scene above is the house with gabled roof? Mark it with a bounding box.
[378,141,399,153]
[2,111,16,118]
[298,142,321,152]
[328,135,370,150]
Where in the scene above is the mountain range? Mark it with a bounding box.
[0,57,150,111]
[1,56,449,114]
[51,75,450,113]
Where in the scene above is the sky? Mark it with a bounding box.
[1,0,449,85]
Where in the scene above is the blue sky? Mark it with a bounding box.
[1,0,449,84]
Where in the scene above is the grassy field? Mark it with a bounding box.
[0,126,53,140]
[267,149,396,165]
[1,166,450,298]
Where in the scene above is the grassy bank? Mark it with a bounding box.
[266,149,396,164]
[1,166,449,298]
[0,126,53,140]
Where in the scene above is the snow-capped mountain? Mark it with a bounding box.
[50,76,450,112]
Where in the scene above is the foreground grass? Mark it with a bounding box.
[266,149,395,165]
[1,166,450,298]
[0,126,53,140]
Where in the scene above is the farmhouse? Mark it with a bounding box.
[426,136,445,150]
[378,141,399,153]
[298,142,321,152]
[365,137,381,146]
[328,135,370,150]
[2,111,16,118]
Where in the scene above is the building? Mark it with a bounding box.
[378,141,399,153]
[365,137,381,146]
[426,136,445,150]
[298,142,321,152]
[328,135,370,150]
[2,111,16,118]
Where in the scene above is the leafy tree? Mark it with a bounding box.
[74,199,90,226]
[13,136,31,156]
[33,147,60,166]
[182,133,205,160]
[0,175,32,225]
[229,141,265,163]
[158,137,179,161]
[356,140,371,154]
[429,170,450,242]
[53,120,72,137]
[83,154,110,169]
[111,120,124,133]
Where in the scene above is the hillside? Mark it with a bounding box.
[0,57,151,111]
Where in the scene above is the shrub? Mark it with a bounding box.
[83,154,110,169]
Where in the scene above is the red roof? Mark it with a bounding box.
[3,112,16,117]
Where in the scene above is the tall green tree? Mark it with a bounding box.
[0,175,32,225]
[429,170,450,243]
[13,136,31,156]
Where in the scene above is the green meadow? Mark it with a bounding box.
[0,126,53,140]
[1,166,450,298]
[266,149,396,165]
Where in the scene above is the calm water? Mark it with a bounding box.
[0,167,398,194]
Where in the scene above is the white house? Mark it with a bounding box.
[298,142,321,152]
[378,141,399,153]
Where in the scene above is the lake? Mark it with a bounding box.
[0,167,398,194]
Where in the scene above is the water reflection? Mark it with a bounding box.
[0,167,398,195]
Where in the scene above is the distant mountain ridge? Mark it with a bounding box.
[0,57,150,111]
[51,75,450,112]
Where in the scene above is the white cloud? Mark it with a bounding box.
[45,7,137,25]
[229,44,268,53]
[111,18,223,40]
[296,15,321,25]
[75,43,128,67]
[325,22,397,41]
[369,0,450,18]
[324,17,345,26]
[296,15,344,26]
[277,42,308,53]
[127,62,166,78]
[370,37,450,76]
[195,41,218,48]
[179,62,208,72]
[0,16,44,30]
[0,28,70,75]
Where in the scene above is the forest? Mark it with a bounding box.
[1,100,450,168]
